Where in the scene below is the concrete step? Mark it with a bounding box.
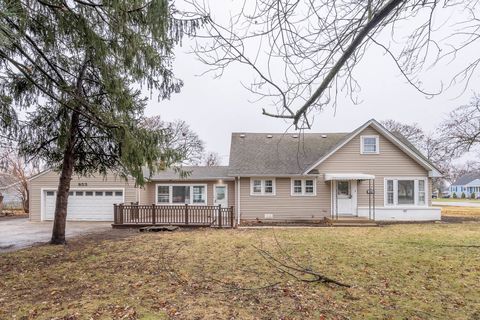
[330,222,379,227]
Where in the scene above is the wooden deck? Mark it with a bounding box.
[112,204,235,228]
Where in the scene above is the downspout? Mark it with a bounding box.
[237,176,241,225]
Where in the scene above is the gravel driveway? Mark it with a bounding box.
[0,218,112,253]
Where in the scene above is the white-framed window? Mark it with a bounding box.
[250,178,276,196]
[418,180,426,205]
[156,184,207,205]
[360,135,379,154]
[291,178,316,196]
[386,180,394,205]
[384,177,428,207]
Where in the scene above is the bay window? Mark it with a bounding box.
[384,178,428,207]
[156,184,207,205]
[291,178,316,196]
[250,179,276,195]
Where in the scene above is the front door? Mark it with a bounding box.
[336,181,357,216]
[214,184,228,207]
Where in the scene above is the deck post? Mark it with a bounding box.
[185,204,189,225]
[230,206,234,228]
[152,203,156,225]
[218,204,222,228]
[113,204,118,224]
[119,203,124,225]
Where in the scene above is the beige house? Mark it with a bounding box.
[29,119,442,223]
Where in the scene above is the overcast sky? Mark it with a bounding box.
[144,3,480,165]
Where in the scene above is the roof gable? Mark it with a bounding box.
[303,119,442,177]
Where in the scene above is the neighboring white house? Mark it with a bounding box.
[449,174,480,198]
[0,174,23,209]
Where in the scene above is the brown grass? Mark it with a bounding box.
[439,206,480,217]
[1,224,480,319]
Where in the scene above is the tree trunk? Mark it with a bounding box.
[22,186,29,214]
[50,111,79,244]
[50,58,87,245]
[50,110,79,245]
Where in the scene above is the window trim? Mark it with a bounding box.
[155,184,208,205]
[250,178,276,196]
[360,135,380,154]
[290,178,317,196]
[383,177,428,207]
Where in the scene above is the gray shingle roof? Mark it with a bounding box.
[228,132,349,176]
[452,173,480,186]
[146,166,231,181]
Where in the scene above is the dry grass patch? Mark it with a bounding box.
[1,225,480,319]
[440,206,480,217]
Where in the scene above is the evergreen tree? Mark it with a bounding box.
[0,0,206,244]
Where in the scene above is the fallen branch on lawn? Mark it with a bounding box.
[252,244,351,288]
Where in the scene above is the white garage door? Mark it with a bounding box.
[44,189,124,221]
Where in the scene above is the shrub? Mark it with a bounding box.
[471,192,476,199]
[461,192,466,199]
[453,192,457,199]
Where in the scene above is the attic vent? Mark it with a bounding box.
[239,134,246,138]
[292,134,298,138]
[321,134,328,138]
[266,134,273,138]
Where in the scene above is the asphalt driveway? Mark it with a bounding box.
[0,218,112,253]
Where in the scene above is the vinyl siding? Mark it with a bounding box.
[29,170,138,221]
[238,125,431,221]
[239,177,329,220]
[318,126,429,209]
[140,180,235,208]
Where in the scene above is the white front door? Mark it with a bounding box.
[336,181,357,216]
[214,185,228,207]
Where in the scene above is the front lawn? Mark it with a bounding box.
[1,225,479,319]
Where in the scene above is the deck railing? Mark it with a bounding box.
[113,204,235,228]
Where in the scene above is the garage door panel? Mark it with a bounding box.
[43,190,124,221]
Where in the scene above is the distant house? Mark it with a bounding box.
[28,119,442,223]
[449,174,480,198]
[0,174,23,209]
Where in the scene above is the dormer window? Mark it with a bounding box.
[360,135,379,154]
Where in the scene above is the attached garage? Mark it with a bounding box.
[29,170,139,222]
[43,189,124,221]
